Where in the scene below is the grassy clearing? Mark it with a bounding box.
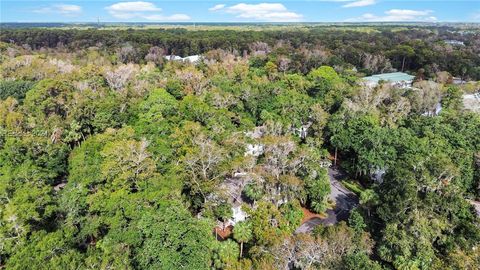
[341,180,365,196]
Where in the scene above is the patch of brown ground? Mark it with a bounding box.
[301,207,327,224]
[214,225,233,240]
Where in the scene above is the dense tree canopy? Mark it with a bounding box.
[0,24,479,269]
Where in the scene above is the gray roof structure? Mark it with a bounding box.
[363,72,415,84]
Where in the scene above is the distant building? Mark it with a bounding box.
[362,72,415,88]
[230,206,247,224]
[164,54,201,63]
[244,126,265,139]
[245,144,264,157]
[291,122,312,140]
[452,77,466,85]
[463,92,480,113]
[444,40,465,46]
[422,102,443,117]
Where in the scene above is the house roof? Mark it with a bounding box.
[463,94,480,113]
[363,72,415,83]
[164,55,201,63]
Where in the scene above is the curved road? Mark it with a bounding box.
[296,166,359,233]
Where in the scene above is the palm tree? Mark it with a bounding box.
[233,221,252,258]
[243,183,263,205]
[360,189,379,217]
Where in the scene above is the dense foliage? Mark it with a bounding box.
[2,25,480,79]
[0,25,479,269]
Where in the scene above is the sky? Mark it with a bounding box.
[1,0,479,23]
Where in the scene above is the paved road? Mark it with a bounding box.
[328,167,359,221]
[296,166,359,233]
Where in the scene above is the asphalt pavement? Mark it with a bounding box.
[295,166,359,233]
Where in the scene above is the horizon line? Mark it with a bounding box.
[2,21,479,24]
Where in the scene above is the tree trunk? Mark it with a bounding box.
[240,242,243,258]
[334,147,338,166]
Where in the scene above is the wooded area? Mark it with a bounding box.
[0,25,479,269]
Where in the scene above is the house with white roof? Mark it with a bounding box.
[463,92,480,113]
[164,54,201,63]
[362,72,415,88]
[444,40,465,46]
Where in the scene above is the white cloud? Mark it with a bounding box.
[387,9,433,17]
[56,4,82,14]
[106,1,161,12]
[142,14,191,21]
[209,4,226,11]
[33,4,82,16]
[347,9,437,22]
[342,0,376,8]
[210,3,303,22]
[105,1,190,21]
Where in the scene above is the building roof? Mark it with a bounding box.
[363,72,415,83]
[463,93,480,113]
[444,40,465,46]
[164,54,201,63]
